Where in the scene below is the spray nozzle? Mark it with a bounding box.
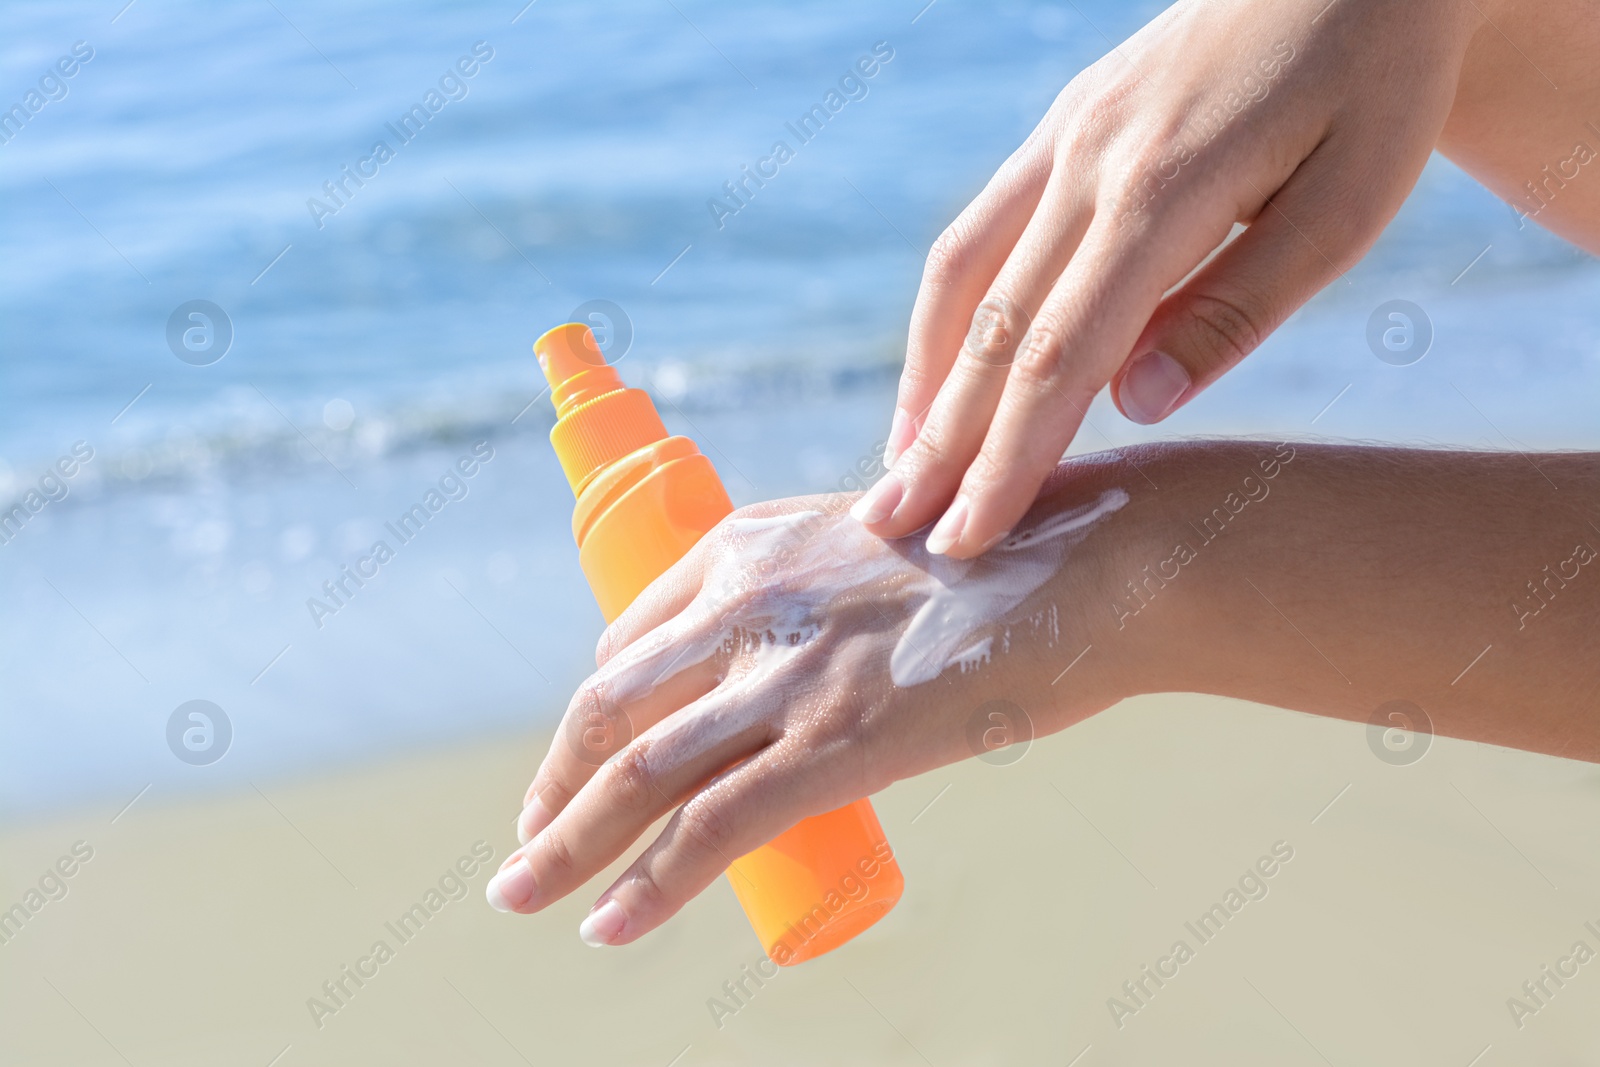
[534,321,667,495]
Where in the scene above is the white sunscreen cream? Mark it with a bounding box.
[887,487,1128,685]
[595,488,1128,722]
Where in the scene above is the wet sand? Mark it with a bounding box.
[4,692,1600,1065]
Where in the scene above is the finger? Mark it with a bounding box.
[522,609,725,840]
[855,168,1091,539]
[559,498,845,833]
[572,740,852,947]
[1112,146,1401,425]
[491,684,778,915]
[596,498,834,667]
[594,526,713,669]
[931,211,1214,557]
[885,143,1054,470]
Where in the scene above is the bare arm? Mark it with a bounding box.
[488,442,1600,941]
[1097,442,1600,761]
[1440,0,1600,252]
[858,0,1600,562]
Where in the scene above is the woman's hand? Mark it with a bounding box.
[855,0,1478,558]
[483,439,1600,942]
[485,474,1135,944]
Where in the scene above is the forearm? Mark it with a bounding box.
[1098,442,1600,761]
[1439,0,1600,252]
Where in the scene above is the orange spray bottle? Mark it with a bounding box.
[535,322,903,964]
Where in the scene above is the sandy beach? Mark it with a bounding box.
[6,0,1600,1063]
[5,691,1599,1066]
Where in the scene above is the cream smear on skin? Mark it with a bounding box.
[595,488,1128,742]
[887,487,1128,685]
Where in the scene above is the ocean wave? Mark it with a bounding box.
[0,346,904,503]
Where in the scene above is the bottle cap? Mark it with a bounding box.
[535,322,668,495]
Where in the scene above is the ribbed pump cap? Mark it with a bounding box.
[535,322,668,496]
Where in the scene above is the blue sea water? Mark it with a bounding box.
[1,0,1596,815]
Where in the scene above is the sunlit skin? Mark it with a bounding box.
[852,0,1600,559]
[489,443,1600,946]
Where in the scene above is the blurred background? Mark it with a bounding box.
[3,1,1599,1064]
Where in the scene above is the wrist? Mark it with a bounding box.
[1020,445,1208,713]
[1066,440,1304,703]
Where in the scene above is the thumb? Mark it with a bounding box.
[1111,175,1381,425]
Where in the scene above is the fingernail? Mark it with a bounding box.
[1119,351,1190,424]
[578,899,627,947]
[517,795,553,845]
[883,406,914,470]
[485,856,536,912]
[850,470,904,526]
[925,494,970,556]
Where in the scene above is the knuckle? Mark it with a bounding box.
[606,741,661,815]
[799,711,876,796]
[1185,291,1263,365]
[709,514,744,550]
[897,349,944,401]
[676,795,738,858]
[625,860,667,912]
[900,418,960,474]
[806,701,867,753]
[564,682,632,764]
[594,626,617,667]
[535,824,576,878]
[711,508,764,558]
[924,221,975,289]
[1109,167,1175,226]
[960,293,1031,369]
[568,677,605,717]
[1057,75,1132,157]
[1034,94,1075,148]
[1010,320,1066,387]
[1104,129,1206,225]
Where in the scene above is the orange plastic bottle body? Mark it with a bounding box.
[571,436,730,620]
[539,323,902,965]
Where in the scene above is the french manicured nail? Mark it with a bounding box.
[883,406,914,470]
[850,470,904,525]
[578,899,627,947]
[1119,351,1190,424]
[517,796,553,845]
[925,494,970,556]
[485,856,535,912]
